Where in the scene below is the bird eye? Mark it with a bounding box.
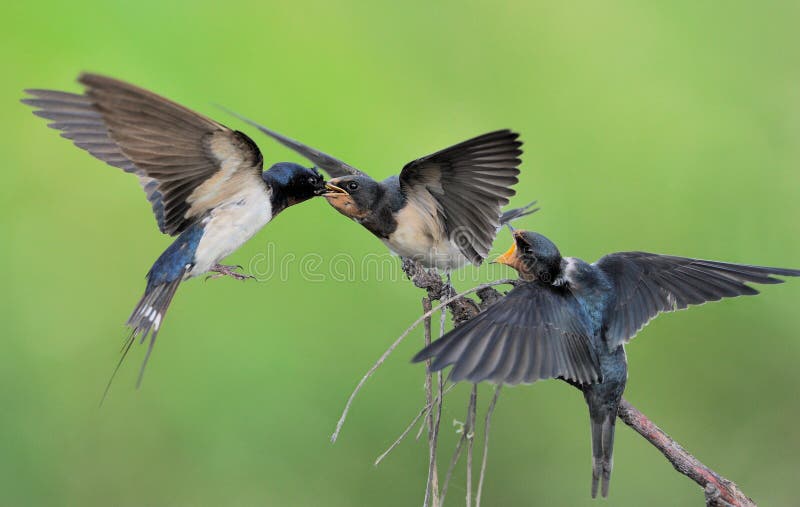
[307,177,315,184]
[347,181,359,191]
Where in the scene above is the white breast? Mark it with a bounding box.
[188,184,273,278]
[383,198,470,270]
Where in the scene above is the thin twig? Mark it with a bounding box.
[423,297,439,507]
[475,385,501,507]
[617,398,756,507]
[440,400,474,505]
[374,384,457,466]
[465,385,478,507]
[330,279,515,443]
[440,424,466,507]
[431,307,446,498]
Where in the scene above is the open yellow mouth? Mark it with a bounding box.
[494,242,517,266]
[324,182,348,197]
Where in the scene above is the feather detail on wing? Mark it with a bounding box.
[399,130,522,265]
[23,74,264,235]
[596,252,800,349]
[413,282,601,386]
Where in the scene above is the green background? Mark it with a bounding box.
[2,1,799,506]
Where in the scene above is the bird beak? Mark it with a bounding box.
[493,242,517,266]
[324,182,348,197]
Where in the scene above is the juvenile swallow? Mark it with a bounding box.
[414,230,800,497]
[225,112,534,270]
[23,74,326,388]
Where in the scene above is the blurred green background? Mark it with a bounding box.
[2,1,799,505]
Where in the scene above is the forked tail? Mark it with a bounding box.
[589,409,617,498]
[499,200,539,229]
[101,276,183,404]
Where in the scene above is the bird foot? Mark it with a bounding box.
[206,264,255,281]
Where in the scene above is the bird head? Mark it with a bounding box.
[495,230,563,283]
[264,163,326,206]
[323,175,380,220]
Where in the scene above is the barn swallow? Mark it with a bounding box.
[23,74,326,389]
[223,111,535,270]
[414,230,800,497]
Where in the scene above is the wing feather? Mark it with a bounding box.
[413,282,601,386]
[399,130,522,265]
[23,74,264,235]
[596,252,800,349]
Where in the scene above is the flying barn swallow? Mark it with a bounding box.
[414,230,800,498]
[23,74,326,388]
[225,112,536,270]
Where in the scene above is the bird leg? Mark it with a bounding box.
[206,264,255,281]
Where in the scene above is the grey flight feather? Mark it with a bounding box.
[399,129,523,265]
[413,282,601,386]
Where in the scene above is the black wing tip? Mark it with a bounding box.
[769,267,800,278]
[482,128,519,139]
[455,129,522,150]
[411,347,434,364]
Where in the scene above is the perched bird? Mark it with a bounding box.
[23,74,327,389]
[224,111,535,270]
[414,229,800,497]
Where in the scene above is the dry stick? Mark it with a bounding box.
[330,279,516,443]
[374,384,457,466]
[475,385,502,507]
[423,297,439,507]
[440,389,477,506]
[617,399,756,507]
[428,300,448,504]
[465,385,478,507]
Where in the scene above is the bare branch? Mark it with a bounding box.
[423,297,440,507]
[476,385,501,507]
[617,399,756,507]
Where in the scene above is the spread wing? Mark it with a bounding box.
[413,282,601,386]
[399,130,522,265]
[218,108,366,178]
[23,73,264,235]
[596,252,800,349]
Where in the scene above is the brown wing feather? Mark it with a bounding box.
[23,73,264,235]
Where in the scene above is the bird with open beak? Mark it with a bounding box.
[415,229,800,498]
[223,111,537,271]
[23,74,327,392]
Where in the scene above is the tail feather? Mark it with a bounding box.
[590,412,617,498]
[100,277,183,405]
[499,200,539,229]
